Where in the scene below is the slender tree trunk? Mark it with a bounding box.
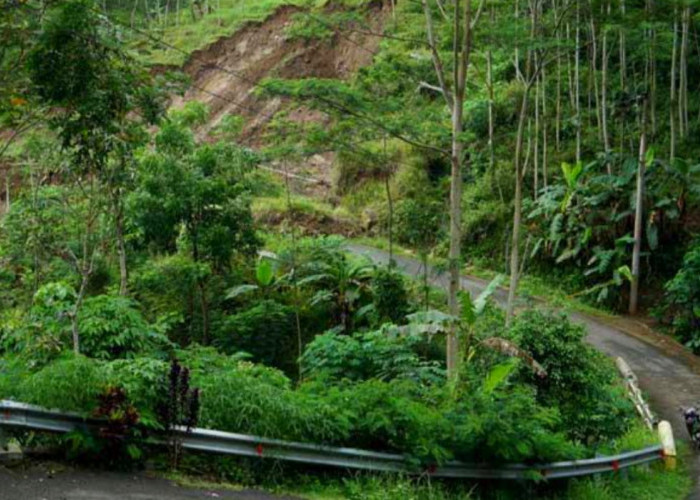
[556,22,562,152]
[487,48,497,196]
[541,63,548,189]
[619,0,627,92]
[629,100,647,316]
[383,136,394,263]
[506,0,536,324]
[679,6,689,138]
[422,0,475,379]
[567,23,576,109]
[601,1,611,172]
[670,8,678,161]
[589,7,603,144]
[647,0,657,137]
[575,4,582,163]
[506,93,529,324]
[116,203,128,296]
[534,66,540,199]
[283,161,304,380]
[447,0,473,379]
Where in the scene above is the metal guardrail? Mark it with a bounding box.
[616,357,657,430]
[0,399,664,480]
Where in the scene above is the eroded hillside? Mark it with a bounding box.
[171,2,388,187]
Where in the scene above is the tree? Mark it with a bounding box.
[27,0,164,302]
[420,0,480,379]
[131,124,259,344]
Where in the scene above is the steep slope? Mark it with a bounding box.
[172,2,388,184]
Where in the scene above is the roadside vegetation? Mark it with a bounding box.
[0,1,697,499]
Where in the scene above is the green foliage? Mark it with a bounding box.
[130,126,259,268]
[527,155,695,305]
[28,0,161,171]
[370,267,411,325]
[217,299,298,375]
[394,197,444,253]
[505,310,635,444]
[79,294,171,360]
[660,240,700,352]
[17,353,105,413]
[300,327,444,385]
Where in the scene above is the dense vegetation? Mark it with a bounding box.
[0,0,696,498]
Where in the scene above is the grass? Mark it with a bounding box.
[167,458,691,500]
[125,0,377,66]
[128,0,304,66]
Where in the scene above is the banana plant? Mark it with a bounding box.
[225,253,277,300]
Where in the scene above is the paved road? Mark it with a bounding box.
[0,463,294,500]
[348,243,700,498]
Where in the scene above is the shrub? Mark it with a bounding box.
[661,241,700,351]
[16,354,105,413]
[300,327,443,385]
[217,299,297,375]
[79,295,171,360]
[505,310,634,444]
[371,267,411,325]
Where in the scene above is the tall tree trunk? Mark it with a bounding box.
[629,100,647,316]
[534,64,540,199]
[541,63,548,189]
[601,1,611,172]
[506,92,530,324]
[589,7,603,144]
[670,8,678,161]
[506,0,537,325]
[647,0,657,137]
[619,0,627,92]
[116,203,128,296]
[383,136,395,263]
[679,6,689,138]
[487,48,496,193]
[575,4,582,163]
[447,0,471,378]
[422,0,475,379]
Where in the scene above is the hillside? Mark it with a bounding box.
[1,1,700,499]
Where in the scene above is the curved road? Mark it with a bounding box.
[348,243,700,498]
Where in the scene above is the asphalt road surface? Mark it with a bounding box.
[0,463,295,500]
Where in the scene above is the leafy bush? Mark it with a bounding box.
[661,240,700,351]
[195,359,348,444]
[79,295,171,360]
[301,327,443,385]
[505,310,634,444]
[217,299,297,375]
[370,267,411,325]
[16,354,105,413]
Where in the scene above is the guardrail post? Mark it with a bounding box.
[0,426,7,451]
[657,420,676,470]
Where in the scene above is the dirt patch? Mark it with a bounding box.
[173,2,388,192]
[255,208,362,238]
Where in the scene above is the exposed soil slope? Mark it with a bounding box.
[173,2,387,188]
